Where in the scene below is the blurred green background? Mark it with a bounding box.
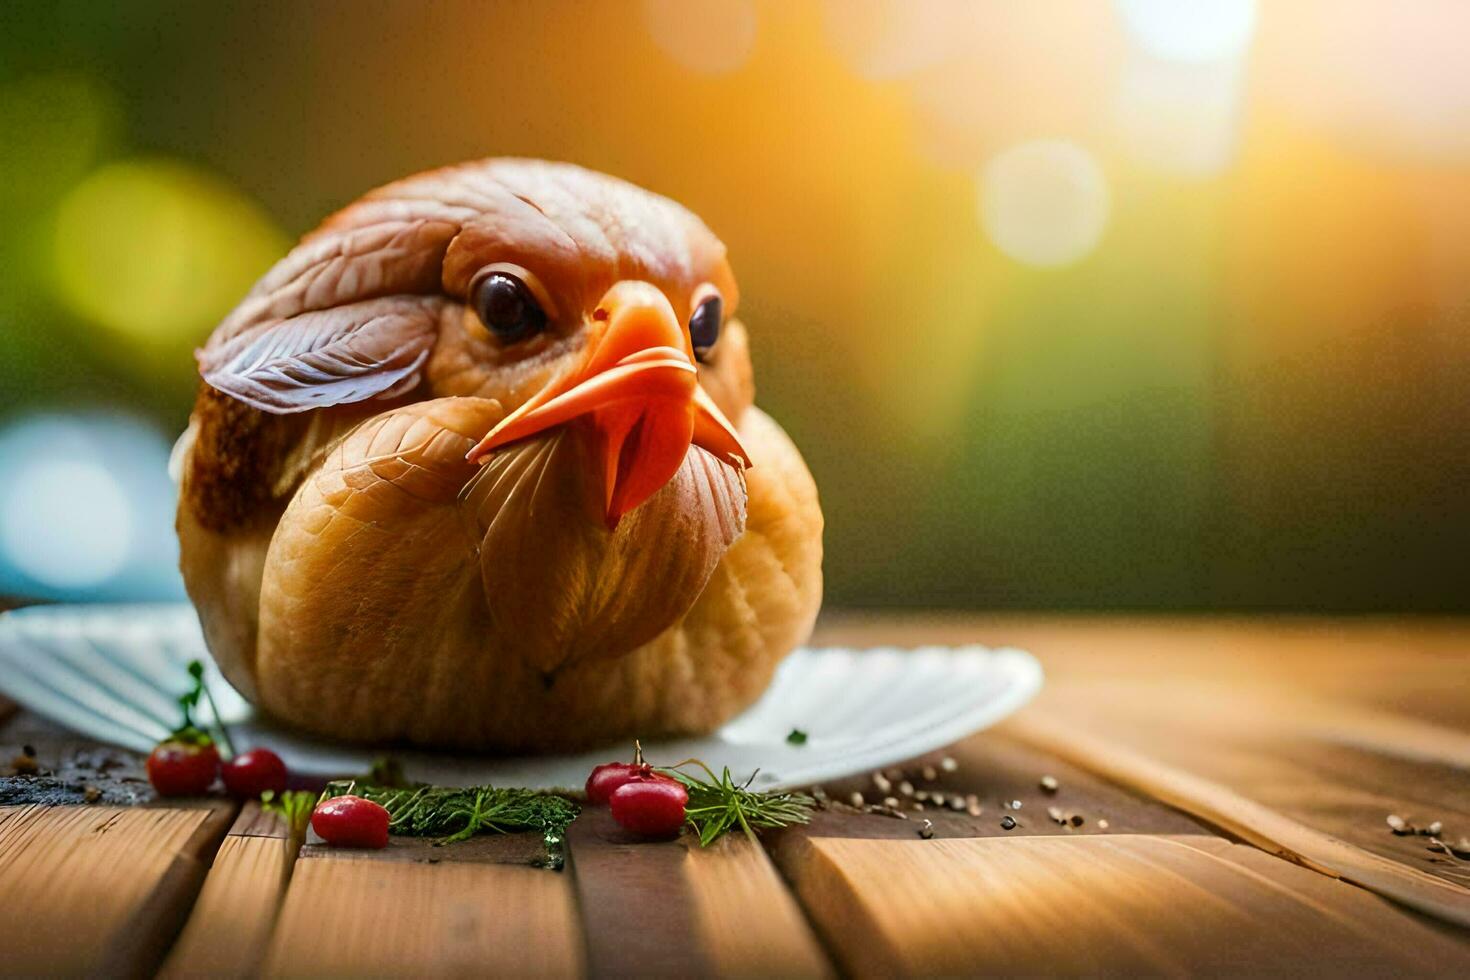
[1,0,1466,610]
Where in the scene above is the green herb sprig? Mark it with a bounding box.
[659,762,814,847]
[172,659,234,756]
[320,780,579,868]
[260,789,315,839]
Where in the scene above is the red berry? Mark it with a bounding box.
[146,739,220,796]
[221,748,288,800]
[586,762,659,804]
[609,777,688,838]
[311,795,390,848]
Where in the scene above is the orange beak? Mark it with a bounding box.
[466,281,750,527]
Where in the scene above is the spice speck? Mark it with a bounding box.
[919,819,934,840]
[1000,815,1017,830]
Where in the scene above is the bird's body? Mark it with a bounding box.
[178,160,822,751]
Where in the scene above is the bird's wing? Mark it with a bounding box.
[197,198,466,413]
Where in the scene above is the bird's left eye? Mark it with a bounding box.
[689,294,722,361]
[473,272,547,343]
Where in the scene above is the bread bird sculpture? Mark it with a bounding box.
[176,159,823,752]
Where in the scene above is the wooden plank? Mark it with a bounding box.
[568,805,830,979]
[157,803,301,979]
[682,832,831,979]
[774,834,1470,977]
[767,728,1209,859]
[816,616,1470,901]
[0,800,234,977]
[259,835,584,978]
[1006,711,1470,926]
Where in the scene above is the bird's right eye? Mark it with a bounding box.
[473,272,547,343]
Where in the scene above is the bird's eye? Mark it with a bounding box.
[473,272,547,343]
[689,294,722,360]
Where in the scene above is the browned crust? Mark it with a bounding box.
[183,384,305,531]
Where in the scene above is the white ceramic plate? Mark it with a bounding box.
[0,603,1042,791]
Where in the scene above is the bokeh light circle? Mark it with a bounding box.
[979,140,1111,268]
[0,412,185,601]
[50,158,288,348]
[642,0,757,75]
[1116,0,1258,63]
[1,458,133,589]
[824,0,966,80]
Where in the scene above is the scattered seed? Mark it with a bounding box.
[873,773,892,794]
[898,781,915,797]
[1098,819,1110,830]
[866,803,907,820]
[884,796,900,809]
[921,765,939,782]
[1011,800,1023,810]
[1069,814,1085,827]
[965,795,982,816]
[913,802,926,812]
[1047,806,1066,824]
[885,768,905,782]
[1387,814,1410,835]
[1423,821,1444,837]
[940,756,958,773]
[1000,815,1017,830]
[932,793,946,807]
[919,819,934,840]
[850,791,865,808]
[915,790,931,803]
[1040,775,1059,794]
[948,796,965,811]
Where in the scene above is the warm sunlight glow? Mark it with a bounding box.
[980,140,1111,267]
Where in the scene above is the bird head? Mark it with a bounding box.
[194,160,760,673]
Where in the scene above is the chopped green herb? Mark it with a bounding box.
[319,780,579,869]
[786,728,808,746]
[260,789,315,839]
[659,762,814,847]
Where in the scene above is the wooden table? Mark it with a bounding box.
[3,615,1469,977]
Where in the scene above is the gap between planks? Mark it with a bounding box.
[1004,711,1470,928]
[0,800,235,978]
[158,802,301,980]
[567,805,830,979]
